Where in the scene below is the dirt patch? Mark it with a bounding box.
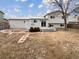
[0,29,79,59]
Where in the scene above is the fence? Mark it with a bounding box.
[67,22,79,29]
[0,22,10,30]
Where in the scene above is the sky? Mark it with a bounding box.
[0,0,79,18]
[0,0,49,18]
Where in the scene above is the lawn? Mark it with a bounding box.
[0,29,79,59]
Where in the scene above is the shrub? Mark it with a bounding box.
[29,27,40,32]
[29,27,34,32]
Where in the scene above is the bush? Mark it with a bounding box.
[29,27,34,32]
[29,27,40,32]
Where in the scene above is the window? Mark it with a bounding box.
[41,21,46,27]
[34,19,37,23]
[60,24,64,27]
[48,24,53,27]
[24,20,25,23]
[50,16,55,19]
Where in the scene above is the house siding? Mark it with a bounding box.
[9,20,25,29]
[8,11,77,31]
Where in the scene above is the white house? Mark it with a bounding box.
[8,10,77,31]
[44,10,77,28]
[9,17,55,31]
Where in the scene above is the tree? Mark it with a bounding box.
[43,0,76,30]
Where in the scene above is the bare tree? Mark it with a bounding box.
[47,0,74,30]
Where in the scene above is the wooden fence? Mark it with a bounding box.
[67,22,79,29]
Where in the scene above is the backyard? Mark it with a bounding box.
[0,29,79,59]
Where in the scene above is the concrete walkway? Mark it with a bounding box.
[17,34,30,43]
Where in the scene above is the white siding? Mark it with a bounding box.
[46,14,64,23]
[30,20,41,28]
[9,20,25,29]
[8,12,77,31]
[9,19,52,30]
[25,20,31,29]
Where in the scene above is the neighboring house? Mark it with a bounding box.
[0,11,10,30]
[8,10,77,31]
[69,16,79,24]
[77,16,79,22]
[0,11,4,20]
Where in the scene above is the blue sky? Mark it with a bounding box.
[0,0,79,18]
[0,0,49,18]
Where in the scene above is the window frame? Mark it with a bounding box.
[41,21,46,27]
[60,24,64,27]
[50,16,55,19]
[48,24,53,27]
[24,20,25,23]
[34,19,37,23]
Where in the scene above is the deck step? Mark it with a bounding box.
[41,29,56,32]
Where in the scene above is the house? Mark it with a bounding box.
[77,16,79,22]
[68,16,79,24]
[8,10,77,31]
[0,11,4,20]
[0,11,10,30]
[9,17,55,31]
[44,10,65,29]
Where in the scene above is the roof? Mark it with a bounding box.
[0,11,4,14]
[44,10,70,17]
[44,10,62,17]
[8,17,48,20]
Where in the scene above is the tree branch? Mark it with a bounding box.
[65,0,72,13]
[54,0,65,16]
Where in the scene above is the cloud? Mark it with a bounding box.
[14,8,21,13]
[29,3,34,8]
[38,4,43,8]
[10,5,22,13]
[42,0,53,5]
[15,0,27,2]
[37,12,45,17]
[46,9,52,13]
